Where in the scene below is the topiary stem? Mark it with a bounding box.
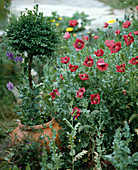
[29,55,33,90]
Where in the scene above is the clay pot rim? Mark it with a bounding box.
[18,117,55,131]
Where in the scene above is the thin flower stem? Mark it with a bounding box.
[71,116,74,170]
[28,55,33,90]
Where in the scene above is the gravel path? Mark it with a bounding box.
[10,0,125,31]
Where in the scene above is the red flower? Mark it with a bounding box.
[76,91,83,98]
[71,106,81,118]
[115,29,121,35]
[123,32,134,46]
[109,41,121,54]
[93,36,99,39]
[136,6,138,10]
[90,93,100,104]
[82,36,89,41]
[79,73,89,81]
[61,56,70,64]
[94,49,104,57]
[69,64,78,72]
[63,32,71,39]
[60,74,64,80]
[128,56,138,65]
[50,89,59,100]
[97,58,109,71]
[83,56,93,67]
[79,87,85,93]
[134,31,138,35]
[122,20,131,28]
[73,39,85,51]
[116,63,126,72]
[69,19,77,27]
[105,39,115,48]
[103,22,108,28]
[75,87,85,99]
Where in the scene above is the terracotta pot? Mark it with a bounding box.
[10,117,62,151]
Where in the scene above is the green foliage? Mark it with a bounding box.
[0,127,6,139]
[12,164,31,170]
[8,137,42,170]
[5,4,60,59]
[40,123,63,170]
[104,121,138,169]
[13,81,51,126]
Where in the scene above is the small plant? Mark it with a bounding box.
[104,121,138,169]
[40,123,63,170]
[5,4,60,126]
[7,137,42,170]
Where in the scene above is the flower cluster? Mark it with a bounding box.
[6,51,23,62]
[75,87,85,99]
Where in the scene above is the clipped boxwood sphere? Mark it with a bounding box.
[5,4,60,58]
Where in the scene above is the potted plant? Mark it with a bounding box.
[5,4,61,148]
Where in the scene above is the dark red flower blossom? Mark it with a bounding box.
[93,36,99,39]
[122,20,131,28]
[90,93,100,104]
[61,56,70,64]
[103,22,108,28]
[79,87,85,93]
[50,89,59,100]
[134,31,138,35]
[83,56,93,67]
[97,58,109,71]
[128,56,138,65]
[116,63,126,72]
[69,64,78,72]
[123,32,134,46]
[82,36,89,41]
[79,73,89,81]
[73,39,85,51]
[75,87,85,99]
[109,41,121,54]
[60,74,64,80]
[76,91,83,98]
[115,29,121,35]
[69,19,77,27]
[94,49,104,57]
[71,106,81,118]
[105,39,115,48]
